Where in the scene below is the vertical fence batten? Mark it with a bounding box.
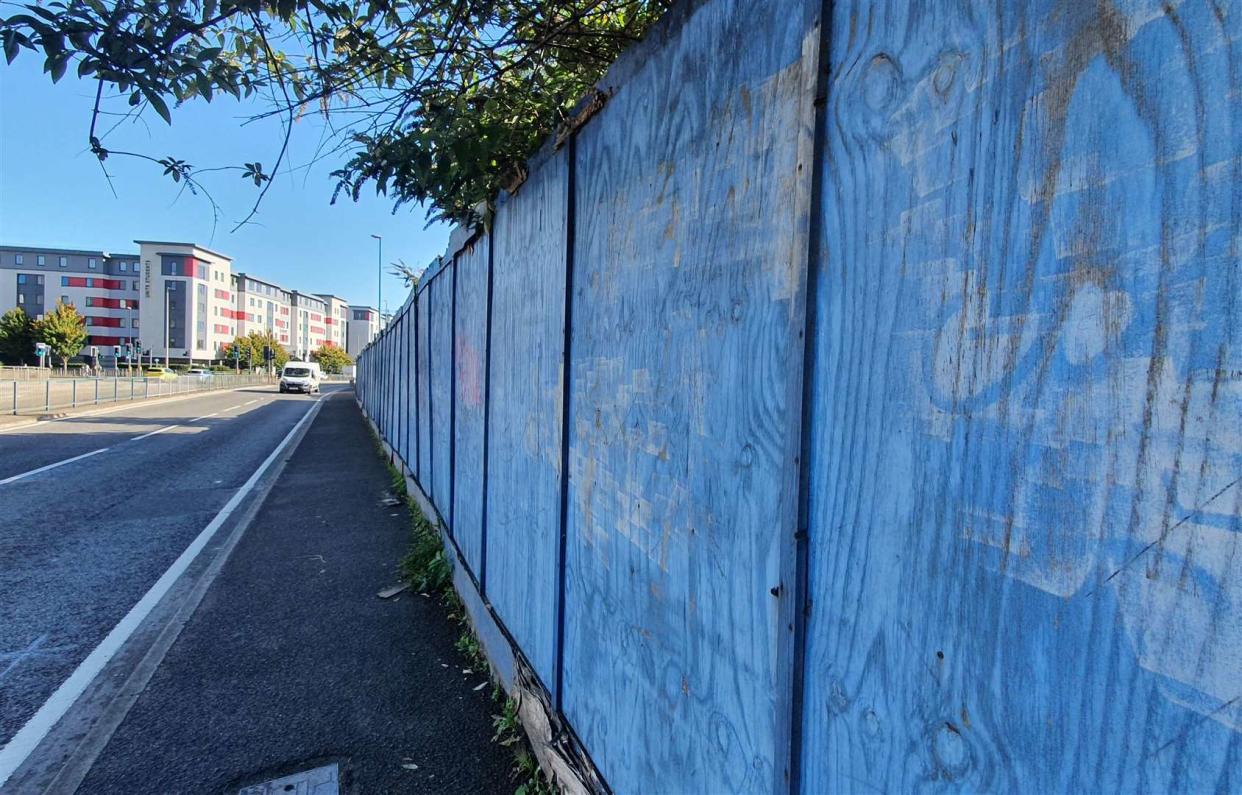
[353,1,1242,792]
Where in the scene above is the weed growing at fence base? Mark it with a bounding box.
[370,428,553,794]
[400,508,452,594]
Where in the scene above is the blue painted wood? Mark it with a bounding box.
[453,237,489,575]
[408,299,418,477]
[431,270,454,524]
[799,2,1242,793]
[418,291,432,487]
[486,148,569,695]
[561,2,816,791]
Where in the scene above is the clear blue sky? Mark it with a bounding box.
[0,55,449,314]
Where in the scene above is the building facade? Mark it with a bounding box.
[346,305,380,359]
[232,272,293,349]
[0,245,142,359]
[134,241,235,365]
[290,292,328,361]
[316,294,350,351]
[2,240,376,365]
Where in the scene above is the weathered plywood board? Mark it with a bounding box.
[800,1,1242,792]
[486,149,569,694]
[406,301,417,470]
[417,290,432,486]
[453,238,489,575]
[430,269,454,525]
[562,1,817,791]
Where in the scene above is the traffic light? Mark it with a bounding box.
[263,345,274,362]
[112,345,122,358]
[34,342,47,356]
[90,345,99,358]
[232,346,241,360]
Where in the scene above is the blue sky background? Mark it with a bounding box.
[0,54,449,313]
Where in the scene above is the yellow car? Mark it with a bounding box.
[143,367,179,381]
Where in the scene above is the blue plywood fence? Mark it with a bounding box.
[355,0,1241,792]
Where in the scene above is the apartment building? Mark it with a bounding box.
[0,246,143,357]
[316,294,350,351]
[346,305,380,358]
[133,241,236,364]
[232,272,293,349]
[3,239,376,365]
[290,292,329,360]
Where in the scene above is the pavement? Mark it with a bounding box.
[0,385,511,793]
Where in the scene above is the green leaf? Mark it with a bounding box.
[48,54,68,82]
[195,73,213,100]
[3,32,19,64]
[145,90,172,124]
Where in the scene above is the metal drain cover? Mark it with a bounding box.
[237,763,340,795]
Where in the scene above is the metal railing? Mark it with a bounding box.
[2,374,275,416]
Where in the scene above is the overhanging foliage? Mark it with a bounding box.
[1,0,670,226]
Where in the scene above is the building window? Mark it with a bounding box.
[58,256,67,268]
[16,274,25,284]
[37,255,45,266]
[88,258,97,269]
[16,295,24,304]
[35,294,42,304]
[61,295,68,303]
[132,319,140,327]
[119,262,128,272]
[14,254,22,265]
[132,280,139,290]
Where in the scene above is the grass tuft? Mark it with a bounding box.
[369,425,552,793]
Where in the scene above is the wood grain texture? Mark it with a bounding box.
[800,1,1242,792]
[453,237,489,574]
[486,149,569,694]
[418,289,432,486]
[562,2,816,791]
[430,271,454,524]
[406,297,417,471]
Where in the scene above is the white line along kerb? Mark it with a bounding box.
[0,398,326,787]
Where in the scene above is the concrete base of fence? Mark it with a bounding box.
[358,398,606,795]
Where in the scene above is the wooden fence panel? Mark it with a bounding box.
[799,1,1242,792]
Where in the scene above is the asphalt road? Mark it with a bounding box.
[77,393,510,793]
[0,385,510,793]
[0,385,322,746]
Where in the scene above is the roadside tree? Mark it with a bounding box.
[223,330,289,372]
[0,307,35,365]
[311,343,352,374]
[35,302,88,370]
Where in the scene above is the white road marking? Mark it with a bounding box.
[241,399,259,407]
[0,448,110,486]
[0,398,325,787]
[189,412,219,422]
[130,424,181,441]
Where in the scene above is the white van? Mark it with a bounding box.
[280,361,321,394]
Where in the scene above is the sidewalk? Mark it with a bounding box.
[75,394,512,793]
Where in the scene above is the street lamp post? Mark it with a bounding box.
[164,283,171,368]
[370,234,382,330]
